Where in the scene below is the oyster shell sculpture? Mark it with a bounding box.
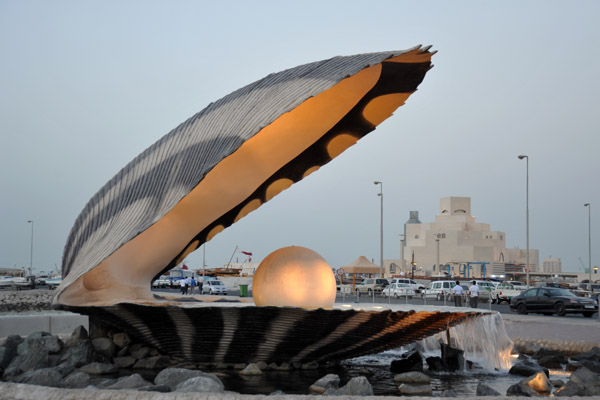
[54,46,484,364]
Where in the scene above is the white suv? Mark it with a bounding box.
[390,278,425,293]
[203,280,227,295]
[422,280,456,301]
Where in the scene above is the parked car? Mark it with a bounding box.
[390,278,425,293]
[422,280,456,301]
[382,283,415,298]
[510,287,598,317]
[203,279,227,295]
[355,278,389,296]
[152,275,171,288]
[491,282,524,304]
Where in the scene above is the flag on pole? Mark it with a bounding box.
[241,251,252,256]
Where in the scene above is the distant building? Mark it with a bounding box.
[384,196,539,278]
[542,258,562,274]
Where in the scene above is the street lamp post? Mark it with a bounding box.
[399,234,405,275]
[27,220,34,274]
[518,155,530,288]
[584,203,592,286]
[374,181,383,277]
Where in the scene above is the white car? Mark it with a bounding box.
[422,280,456,301]
[492,283,524,304]
[382,283,415,298]
[389,278,425,293]
[203,280,227,295]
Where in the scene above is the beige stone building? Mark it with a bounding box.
[385,196,539,278]
[542,257,562,274]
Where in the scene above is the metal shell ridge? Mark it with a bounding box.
[55,46,435,307]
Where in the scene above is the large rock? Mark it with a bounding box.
[506,380,540,397]
[64,326,88,348]
[309,374,340,394]
[174,376,225,393]
[239,363,262,376]
[112,332,131,348]
[476,383,501,396]
[79,362,119,374]
[508,359,549,377]
[113,356,136,368]
[390,349,423,373]
[524,371,552,394]
[14,367,64,388]
[571,346,600,363]
[155,367,222,390]
[91,338,115,360]
[106,373,154,389]
[63,371,90,388]
[397,383,432,396]
[0,335,23,374]
[6,332,63,373]
[555,380,585,397]
[570,367,600,396]
[425,356,445,372]
[440,343,464,372]
[393,371,430,384]
[57,339,93,368]
[532,348,568,368]
[328,376,373,396]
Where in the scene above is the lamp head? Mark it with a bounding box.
[584,203,590,207]
[517,155,527,160]
[373,181,381,185]
[27,220,32,223]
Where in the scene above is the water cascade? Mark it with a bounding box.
[419,312,513,371]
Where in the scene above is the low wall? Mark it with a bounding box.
[0,289,54,313]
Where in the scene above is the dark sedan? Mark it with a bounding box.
[509,287,598,317]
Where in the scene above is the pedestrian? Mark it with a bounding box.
[452,280,464,307]
[190,277,196,294]
[180,278,186,294]
[184,277,190,295]
[469,280,479,308]
[198,279,203,294]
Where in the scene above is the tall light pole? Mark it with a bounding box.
[27,220,34,274]
[584,203,591,286]
[399,234,405,275]
[517,155,530,288]
[374,181,383,277]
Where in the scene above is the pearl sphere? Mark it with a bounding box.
[252,246,336,308]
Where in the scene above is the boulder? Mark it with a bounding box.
[579,359,600,373]
[440,343,464,372]
[141,355,171,370]
[441,389,458,397]
[113,356,136,368]
[508,359,549,377]
[63,371,90,388]
[571,346,600,363]
[112,332,131,348]
[555,380,585,397]
[256,361,268,370]
[0,335,23,370]
[425,356,445,372]
[106,373,154,389]
[130,343,151,359]
[393,371,430,384]
[91,338,115,360]
[239,363,262,376]
[538,355,564,369]
[390,349,423,373]
[54,361,75,377]
[155,367,221,390]
[57,339,93,368]
[174,376,225,393]
[331,376,373,396]
[15,367,64,388]
[64,326,88,348]
[301,360,319,370]
[506,380,539,397]
[139,384,171,392]
[524,371,552,394]
[550,378,565,387]
[79,362,119,374]
[309,373,340,394]
[397,383,432,396]
[7,334,53,372]
[476,383,500,396]
[531,347,567,362]
[569,366,600,395]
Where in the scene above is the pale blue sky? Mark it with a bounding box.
[1,1,598,274]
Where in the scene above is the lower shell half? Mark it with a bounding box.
[62,303,481,365]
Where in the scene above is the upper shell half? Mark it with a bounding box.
[55,47,435,307]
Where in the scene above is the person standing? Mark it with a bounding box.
[180,278,186,295]
[190,277,196,294]
[469,280,479,308]
[451,280,464,307]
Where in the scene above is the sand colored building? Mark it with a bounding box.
[385,196,539,278]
